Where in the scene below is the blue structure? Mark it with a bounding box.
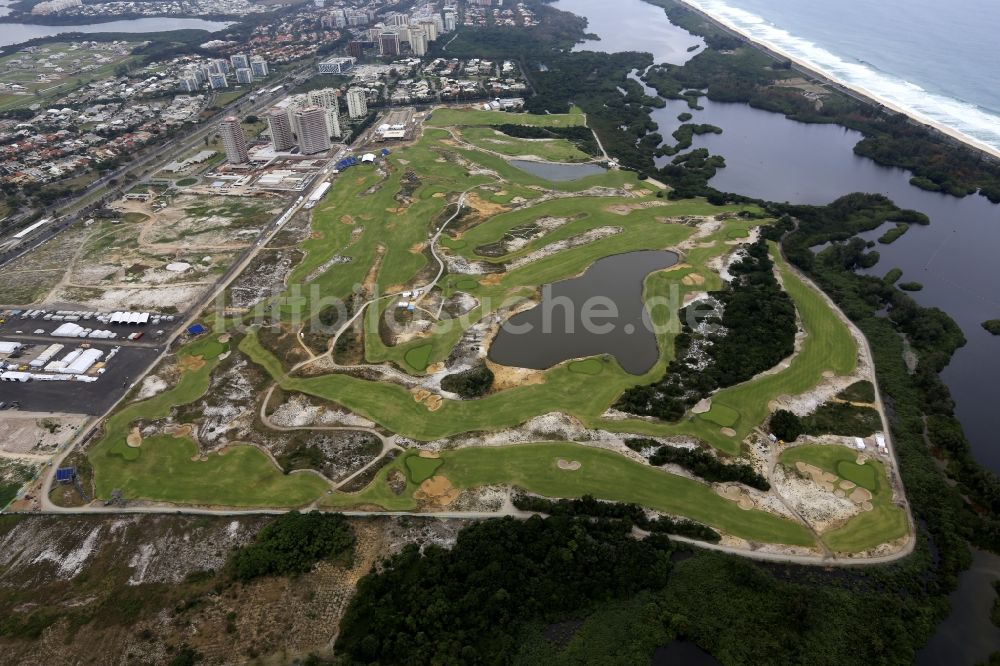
[335,156,361,171]
[381,148,391,156]
[187,323,206,336]
[56,467,75,483]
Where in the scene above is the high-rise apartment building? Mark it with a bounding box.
[220,116,248,164]
[294,106,331,155]
[346,88,368,119]
[267,107,295,151]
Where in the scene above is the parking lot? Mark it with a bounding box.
[0,342,162,414]
[0,308,179,347]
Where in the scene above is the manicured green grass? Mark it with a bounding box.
[779,444,908,553]
[405,455,443,484]
[427,108,586,128]
[700,403,739,427]
[403,344,433,372]
[568,358,604,375]
[328,445,814,546]
[87,335,328,507]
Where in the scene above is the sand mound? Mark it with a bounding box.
[486,359,545,391]
[556,458,581,470]
[126,427,142,448]
[414,476,460,507]
[178,355,206,372]
[718,484,754,510]
[848,487,873,503]
[691,398,712,414]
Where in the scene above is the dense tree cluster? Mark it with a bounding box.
[229,512,354,582]
[496,124,600,156]
[334,516,674,664]
[631,438,769,490]
[440,363,494,398]
[512,493,721,541]
[616,238,795,420]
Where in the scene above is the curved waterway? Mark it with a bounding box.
[564,0,1000,475]
[0,18,233,48]
[488,250,678,375]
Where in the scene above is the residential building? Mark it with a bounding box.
[409,28,428,56]
[209,73,228,89]
[346,87,368,119]
[235,68,253,85]
[231,53,250,70]
[250,57,269,78]
[294,106,330,155]
[267,107,295,151]
[379,32,400,57]
[309,88,343,139]
[220,116,248,164]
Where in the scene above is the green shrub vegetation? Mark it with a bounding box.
[616,238,795,421]
[636,438,769,490]
[769,409,803,442]
[837,380,876,403]
[898,281,923,291]
[878,222,909,244]
[800,402,882,438]
[982,320,1000,336]
[440,363,494,398]
[229,512,354,581]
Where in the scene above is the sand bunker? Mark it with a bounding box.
[556,459,581,471]
[340,215,354,224]
[718,484,754,510]
[126,427,142,448]
[691,398,712,414]
[796,462,839,492]
[414,476,461,507]
[848,487,873,503]
[412,388,444,411]
[720,427,737,437]
[418,450,440,459]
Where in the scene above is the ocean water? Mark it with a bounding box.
[679,0,1000,154]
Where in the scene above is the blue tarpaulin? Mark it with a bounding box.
[187,323,206,335]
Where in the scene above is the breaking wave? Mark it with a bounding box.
[681,0,1000,154]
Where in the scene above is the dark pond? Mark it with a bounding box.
[509,159,607,181]
[917,549,1000,665]
[488,250,678,374]
[651,640,720,665]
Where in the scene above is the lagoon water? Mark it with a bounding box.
[567,0,1000,476]
[0,17,232,48]
[553,0,1000,658]
[488,250,678,374]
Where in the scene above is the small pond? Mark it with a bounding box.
[488,250,678,375]
[509,159,606,181]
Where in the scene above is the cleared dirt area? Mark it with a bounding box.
[0,412,86,455]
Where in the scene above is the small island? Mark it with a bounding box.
[899,281,923,291]
[983,320,1000,336]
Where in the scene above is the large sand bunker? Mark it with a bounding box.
[414,476,461,507]
[556,459,581,470]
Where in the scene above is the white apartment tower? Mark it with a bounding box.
[220,116,248,164]
[308,88,343,138]
[267,107,295,151]
[294,106,331,155]
[346,88,368,119]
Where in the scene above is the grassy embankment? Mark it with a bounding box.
[322,445,814,547]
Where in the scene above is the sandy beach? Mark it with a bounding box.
[674,0,1000,162]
